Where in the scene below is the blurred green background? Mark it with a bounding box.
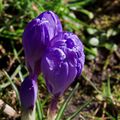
[0,0,120,120]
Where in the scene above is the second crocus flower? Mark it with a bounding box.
[41,32,85,96]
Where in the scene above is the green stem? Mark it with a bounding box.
[47,95,59,120]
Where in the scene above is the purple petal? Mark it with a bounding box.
[22,11,62,75]
[38,11,62,35]
[41,32,85,95]
[20,76,38,110]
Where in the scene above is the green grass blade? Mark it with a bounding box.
[11,65,21,79]
[55,83,79,120]
[36,99,44,120]
[65,13,87,27]
[0,65,21,90]
[84,47,97,56]
[68,0,93,7]
[3,70,20,103]
[18,70,24,82]
[107,78,112,99]
[77,9,94,19]
[82,73,101,94]
[66,100,91,120]
[0,0,4,13]
[0,82,10,91]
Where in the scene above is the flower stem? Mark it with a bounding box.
[47,95,59,120]
[21,106,35,120]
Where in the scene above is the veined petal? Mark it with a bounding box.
[41,32,85,95]
[22,11,63,75]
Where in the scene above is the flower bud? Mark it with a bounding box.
[20,77,38,110]
[41,32,85,95]
[22,11,62,75]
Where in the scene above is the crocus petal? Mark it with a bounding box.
[20,76,38,110]
[41,51,68,95]
[41,32,85,95]
[38,11,62,36]
[22,11,62,75]
[49,32,85,76]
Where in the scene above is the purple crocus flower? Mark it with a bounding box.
[41,32,85,96]
[20,11,85,119]
[22,11,62,76]
[20,11,62,110]
[20,76,38,110]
